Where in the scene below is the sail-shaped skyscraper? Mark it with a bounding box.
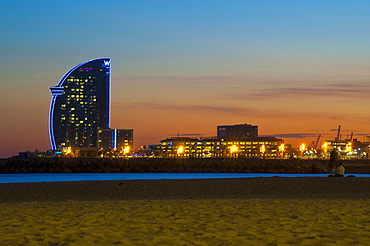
[49,58,111,150]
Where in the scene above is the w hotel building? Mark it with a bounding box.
[49,58,133,153]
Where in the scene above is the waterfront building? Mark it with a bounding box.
[98,129,134,153]
[49,58,111,150]
[322,138,370,159]
[217,123,258,140]
[150,136,284,158]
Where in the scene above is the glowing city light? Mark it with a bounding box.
[322,143,328,151]
[346,142,352,152]
[64,147,72,155]
[230,145,239,154]
[123,146,131,155]
[279,144,285,152]
[300,143,306,152]
[260,144,266,154]
[177,146,184,155]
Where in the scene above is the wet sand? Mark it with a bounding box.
[1,178,369,245]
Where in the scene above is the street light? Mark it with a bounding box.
[346,142,352,152]
[279,144,285,158]
[260,144,266,154]
[300,143,306,158]
[230,145,238,154]
[123,146,130,155]
[177,146,184,155]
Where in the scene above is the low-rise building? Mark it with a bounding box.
[98,129,133,154]
[149,136,284,158]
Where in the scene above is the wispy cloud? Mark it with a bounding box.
[113,101,370,123]
[169,133,205,137]
[222,82,370,100]
[260,133,321,139]
[352,133,370,136]
[126,102,259,116]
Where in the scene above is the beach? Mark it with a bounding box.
[1,178,370,245]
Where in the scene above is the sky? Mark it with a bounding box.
[1,0,370,158]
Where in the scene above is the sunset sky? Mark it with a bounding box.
[1,0,370,158]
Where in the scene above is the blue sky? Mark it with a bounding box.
[1,1,370,157]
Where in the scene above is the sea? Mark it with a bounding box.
[0,173,369,184]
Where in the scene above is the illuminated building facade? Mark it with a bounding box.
[150,136,284,158]
[98,129,134,152]
[49,58,111,150]
[321,139,370,159]
[217,123,258,140]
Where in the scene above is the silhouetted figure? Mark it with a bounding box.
[329,148,339,176]
[335,163,345,177]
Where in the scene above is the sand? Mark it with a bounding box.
[1,178,369,245]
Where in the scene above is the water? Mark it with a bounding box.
[0,173,369,184]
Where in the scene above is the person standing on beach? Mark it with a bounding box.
[329,148,339,176]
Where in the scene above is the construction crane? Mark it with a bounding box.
[313,134,321,149]
[335,125,341,142]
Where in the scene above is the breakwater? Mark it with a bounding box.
[0,158,333,174]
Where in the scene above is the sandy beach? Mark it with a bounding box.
[1,178,369,245]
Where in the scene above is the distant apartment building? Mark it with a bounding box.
[98,129,133,152]
[217,123,258,140]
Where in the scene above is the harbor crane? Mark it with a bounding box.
[313,134,321,149]
[335,125,341,142]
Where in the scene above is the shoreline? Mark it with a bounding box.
[2,157,370,174]
[1,177,369,203]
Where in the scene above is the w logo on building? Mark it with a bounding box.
[101,60,111,68]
